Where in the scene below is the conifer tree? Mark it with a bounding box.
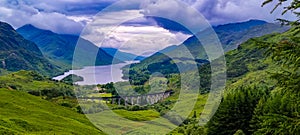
[206,87,267,135]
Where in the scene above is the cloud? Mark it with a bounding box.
[78,0,297,56]
[140,0,209,32]
[0,0,121,34]
[0,0,90,34]
[1,0,296,35]
[189,0,296,25]
[103,25,190,56]
[80,9,191,56]
[0,0,297,56]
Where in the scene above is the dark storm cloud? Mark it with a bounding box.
[0,0,118,34]
[190,0,295,25]
[0,0,296,35]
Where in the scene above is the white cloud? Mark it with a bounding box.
[79,8,191,56]
[93,10,144,26]
[28,12,84,34]
[67,15,94,26]
[0,7,13,17]
[0,0,84,34]
[82,14,191,56]
[140,0,209,32]
[103,25,191,56]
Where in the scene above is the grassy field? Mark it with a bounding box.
[87,110,177,134]
[0,88,103,134]
[88,93,113,98]
[84,93,208,134]
[113,109,160,121]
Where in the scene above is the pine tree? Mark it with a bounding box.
[251,26,300,134]
[206,86,268,135]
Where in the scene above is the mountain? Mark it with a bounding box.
[0,22,61,76]
[125,20,290,85]
[155,45,178,54]
[213,19,267,32]
[182,19,289,54]
[17,25,123,67]
[102,48,145,61]
[214,20,290,51]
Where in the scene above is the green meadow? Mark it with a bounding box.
[0,88,103,134]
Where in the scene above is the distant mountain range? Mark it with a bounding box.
[0,22,61,76]
[213,19,290,51]
[17,25,142,68]
[127,20,290,81]
[102,48,145,61]
[0,20,289,78]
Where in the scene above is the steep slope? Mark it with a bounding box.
[17,24,123,67]
[0,70,104,134]
[0,22,61,76]
[0,88,103,134]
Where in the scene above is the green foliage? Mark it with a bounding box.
[251,91,300,134]
[206,86,268,135]
[0,70,75,100]
[205,27,299,135]
[249,26,300,135]
[259,27,300,93]
[99,82,118,96]
[169,118,205,135]
[61,74,84,84]
[127,68,150,85]
[234,130,246,135]
[80,102,107,114]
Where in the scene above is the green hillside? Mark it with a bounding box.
[0,88,103,134]
[0,70,104,134]
[0,70,73,96]
[205,26,300,135]
[0,22,62,76]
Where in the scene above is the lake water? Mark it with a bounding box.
[53,61,138,85]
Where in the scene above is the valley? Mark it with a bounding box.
[0,1,299,133]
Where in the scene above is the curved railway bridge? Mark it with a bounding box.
[78,90,174,106]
